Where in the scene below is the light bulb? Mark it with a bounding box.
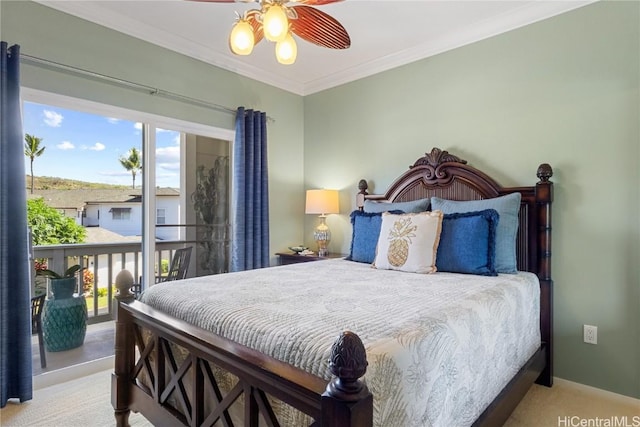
[229,20,255,55]
[263,4,288,42]
[275,32,297,65]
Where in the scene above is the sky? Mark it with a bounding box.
[22,101,181,188]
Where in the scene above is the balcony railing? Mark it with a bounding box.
[33,241,195,324]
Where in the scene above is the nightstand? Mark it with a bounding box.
[275,252,345,266]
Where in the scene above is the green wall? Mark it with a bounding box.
[0,0,306,262]
[3,0,639,400]
[305,1,639,398]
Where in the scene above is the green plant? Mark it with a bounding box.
[27,198,86,245]
[96,286,116,298]
[119,147,142,189]
[83,269,95,294]
[36,264,83,279]
[24,133,46,194]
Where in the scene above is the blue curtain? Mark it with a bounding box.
[0,42,33,407]
[231,107,269,272]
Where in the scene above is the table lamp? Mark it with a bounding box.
[305,189,339,256]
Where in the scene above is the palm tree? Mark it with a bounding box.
[119,147,142,189]
[24,134,46,194]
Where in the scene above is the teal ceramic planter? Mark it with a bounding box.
[50,277,77,299]
[42,297,87,352]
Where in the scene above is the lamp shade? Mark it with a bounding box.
[229,19,255,55]
[305,189,339,215]
[275,32,297,65]
[263,3,289,42]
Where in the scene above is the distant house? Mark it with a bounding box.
[28,188,181,241]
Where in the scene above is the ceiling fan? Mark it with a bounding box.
[189,0,351,65]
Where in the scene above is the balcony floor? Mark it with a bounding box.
[32,320,114,378]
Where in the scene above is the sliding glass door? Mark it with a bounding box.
[23,90,233,320]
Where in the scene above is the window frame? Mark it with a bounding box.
[156,208,166,225]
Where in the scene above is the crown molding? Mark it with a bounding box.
[34,1,595,97]
[34,0,306,95]
[302,1,596,95]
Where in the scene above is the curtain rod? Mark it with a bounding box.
[20,53,274,121]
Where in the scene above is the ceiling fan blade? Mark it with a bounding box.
[290,5,350,49]
[289,0,344,5]
[245,9,264,45]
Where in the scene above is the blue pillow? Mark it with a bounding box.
[347,210,403,264]
[436,210,499,276]
[431,193,521,273]
[363,198,429,214]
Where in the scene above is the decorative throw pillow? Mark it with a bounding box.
[431,193,521,273]
[436,209,499,276]
[364,198,430,214]
[374,211,443,274]
[347,210,403,264]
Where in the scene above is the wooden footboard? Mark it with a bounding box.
[112,294,372,427]
[112,294,545,427]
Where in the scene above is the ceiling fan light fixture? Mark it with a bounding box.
[199,0,349,65]
[229,19,255,55]
[263,3,289,42]
[275,32,297,65]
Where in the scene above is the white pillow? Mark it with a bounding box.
[374,211,443,274]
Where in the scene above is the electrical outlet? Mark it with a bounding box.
[583,325,598,344]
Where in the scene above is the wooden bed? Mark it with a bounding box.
[112,147,553,427]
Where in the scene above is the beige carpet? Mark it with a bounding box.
[1,371,638,426]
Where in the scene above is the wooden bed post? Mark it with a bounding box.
[535,164,553,387]
[111,270,136,427]
[321,331,373,427]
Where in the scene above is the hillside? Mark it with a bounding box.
[26,175,129,190]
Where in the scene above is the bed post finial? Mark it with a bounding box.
[356,180,368,211]
[321,331,373,426]
[536,163,553,183]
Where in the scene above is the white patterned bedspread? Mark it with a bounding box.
[141,258,540,427]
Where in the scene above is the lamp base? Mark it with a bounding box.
[316,243,329,257]
[314,216,331,257]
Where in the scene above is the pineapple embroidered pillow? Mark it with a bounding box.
[374,211,444,274]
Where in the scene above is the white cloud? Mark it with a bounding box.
[43,110,63,127]
[156,146,180,172]
[57,141,75,150]
[173,134,181,145]
[99,170,133,178]
[158,163,180,171]
[133,123,142,131]
[89,142,106,151]
[106,117,120,124]
[156,145,179,162]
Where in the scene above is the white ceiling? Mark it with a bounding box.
[35,0,593,96]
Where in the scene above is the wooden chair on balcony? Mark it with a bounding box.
[31,294,46,368]
[131,247,193,298]
[156,246,192,283]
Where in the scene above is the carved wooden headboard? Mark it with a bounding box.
[356,147,555,384]
[357,147,553,277]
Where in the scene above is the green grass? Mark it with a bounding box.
[84,294,110,313]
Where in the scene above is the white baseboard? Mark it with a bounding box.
[554,377,640,406]
[33,355,115,391]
